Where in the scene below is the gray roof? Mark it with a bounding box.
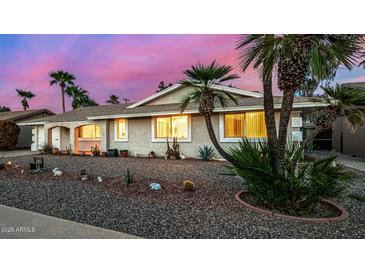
[0,109,54,122]
[342,82,365,90]
[22,96,324,124]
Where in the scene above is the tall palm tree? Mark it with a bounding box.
[304,84,365,146]
[16,89,35,110]
[106,94,120,104]
[49,70,76,113]
[65,85,98,109]
[179,61,240,163]
[237,34,363,173]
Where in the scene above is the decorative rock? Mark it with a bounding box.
[53,170,63,177]
[150,182,161,191]
[52,168,60,173]
[180,154,186,160]
[97,176,103,183]
[81,175,88,181]
[0,160,5,170]
[181,180,196,191]
[21,169,24,174]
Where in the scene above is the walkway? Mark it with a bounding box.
[0,205,140,239]
[315,151,365,172]
[0,149,38,158]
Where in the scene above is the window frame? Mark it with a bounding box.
[151,114,191,143]
[219,112,268,143]
[114,118,129,142]
[78,124,102,140]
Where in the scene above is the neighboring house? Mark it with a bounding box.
[0,109,54,149]
[19,84,325,158]
[332,82,365,158]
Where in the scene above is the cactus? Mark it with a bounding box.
[124,168,134,186]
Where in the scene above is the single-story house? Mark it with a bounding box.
[0,109,54,149]
[19,84,325,158]
[332,82,365,158]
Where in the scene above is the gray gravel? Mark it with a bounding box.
[0,155,364,239]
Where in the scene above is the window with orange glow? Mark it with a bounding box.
[116,119,127,140]
[79,125,101,139]
[155,115,188,139]
[224,112,267,138]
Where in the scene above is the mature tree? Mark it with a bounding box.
[156,81,173,93]
[179,61,240,163]
[237,34,363,174]
[0,120,20,150]
[106,94,120,104]
[65,85,98,109]
[16,89,35,110]
[0,106,11,112]
[304,84,365,146]
[296,77,320,97]
[49,70,76,112]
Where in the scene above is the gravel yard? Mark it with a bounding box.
[0,155,364,238]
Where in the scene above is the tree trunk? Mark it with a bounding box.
[263,77,278,170]
[276,89,295,175]
[203,114,235,163]
[61,85,65,113]
[303,125,323,149]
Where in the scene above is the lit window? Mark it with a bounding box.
[223,112,267,139]
[155,115,188,139]
[79,125,101,139]
[224,113,245,137]
[245,112,267,138]
[116,119,127,140]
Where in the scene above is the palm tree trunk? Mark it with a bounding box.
[303,125,323,148]
[263,77,278,169]
[203,114,235,163]
[276,89,295,175]
[61,85,65,113]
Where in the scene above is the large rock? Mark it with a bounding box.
[181,180,196,191]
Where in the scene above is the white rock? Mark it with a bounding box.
[97,176,103,183]
[53,170,63,177]
[180,154,186,160]
[134,152,139,158]
[21,169,24,174]
[52,168,59,173]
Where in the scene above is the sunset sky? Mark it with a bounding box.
[0,34,364,113]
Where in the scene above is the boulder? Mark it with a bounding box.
[53,170,63,177]
[150,182,161,191]
[97,176,103,183]
[181,180,196,191]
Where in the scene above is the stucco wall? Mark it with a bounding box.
[333,117,365,157]
[108,111,302,158]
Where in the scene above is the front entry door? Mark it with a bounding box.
[52,127,61,149]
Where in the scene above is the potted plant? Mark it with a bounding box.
[120,150,128,157]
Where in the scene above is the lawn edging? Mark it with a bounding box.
[235,190,349,224]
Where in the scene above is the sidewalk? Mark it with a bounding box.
[0,150,38,158]
[0,205,140,239]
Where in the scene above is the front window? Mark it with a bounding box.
[79,125,101,139]
[154,115,189,140]
[223,111,267,140]
[115,119,127,140]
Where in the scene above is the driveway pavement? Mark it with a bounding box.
[0,205,140,239]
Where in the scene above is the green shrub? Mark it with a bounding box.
[0,120,20,150]
[198,145,215,160]
[348,193,365,202]
[41,144,54,154]
[124,168,134,186]
[227,139,352,215]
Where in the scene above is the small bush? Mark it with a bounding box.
[124,168,134,186]
[0,120,20,150]
[91,145,100,156]
[348,193,365,202]
[198,145,215,160]
[41,144,54,154]
[227,139,352,215]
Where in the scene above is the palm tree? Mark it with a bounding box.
[106,94,120,104]
[16,89,35,110]
[49,70,75,113]
[179,61,240,163]
[304,84,365,146]
[237,34,363,173]
[65,85,98,109]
